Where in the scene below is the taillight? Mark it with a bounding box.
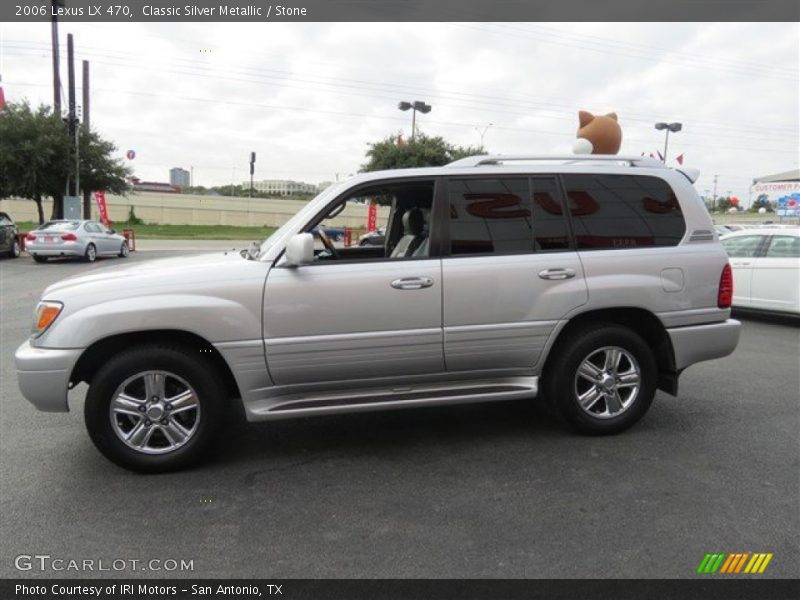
[60,233,77,241]
[26,233,36,241]
[718,263,733,308]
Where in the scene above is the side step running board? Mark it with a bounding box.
[249,377,539,421]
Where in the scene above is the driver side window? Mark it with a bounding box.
[308,180,435,263]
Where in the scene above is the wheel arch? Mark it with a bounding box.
[70,330,242,402]
[543,307,679,396]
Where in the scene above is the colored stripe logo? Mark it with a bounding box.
[697,552,773,574]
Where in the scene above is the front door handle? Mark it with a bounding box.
[538,268,576,280]
[391,277,434,290]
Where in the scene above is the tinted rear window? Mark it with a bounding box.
[38,221,80,232]
[562,174,686,249]
[448,178,532,255]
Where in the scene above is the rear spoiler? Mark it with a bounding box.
[676,167,700,184]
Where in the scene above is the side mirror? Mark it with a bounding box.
[284,233,314,266]
[109,229,116,234]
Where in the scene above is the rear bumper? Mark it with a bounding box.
[667,319,741,370]
[26,241,85,257]
[15,340,83,412]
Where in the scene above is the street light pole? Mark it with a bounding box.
[398,100,431,141]
[654,122,682,163]
[475,123,493,148]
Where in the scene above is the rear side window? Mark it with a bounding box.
[448,178,532,255]
[721,235,764,257]
[765,236,800,258]
[562,174,686,249]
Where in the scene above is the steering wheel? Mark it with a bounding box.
[316,228,339,259]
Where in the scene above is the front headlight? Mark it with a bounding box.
[32,301,63,338]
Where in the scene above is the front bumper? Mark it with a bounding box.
[15,340,83,412]
[667,319,741,370]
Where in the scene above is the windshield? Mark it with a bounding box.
[37,221,80,231]
[256,183,343,258]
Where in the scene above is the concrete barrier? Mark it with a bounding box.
[0,192,389,228]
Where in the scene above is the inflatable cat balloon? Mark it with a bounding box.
[573,111,622,155]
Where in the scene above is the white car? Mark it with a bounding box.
[720,227,800,315]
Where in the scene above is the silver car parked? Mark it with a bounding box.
[26,220,129,263]
[16,155,741,472]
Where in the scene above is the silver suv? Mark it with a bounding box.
[15,155,741,472]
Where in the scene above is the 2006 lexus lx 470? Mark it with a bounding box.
[16,155,740,472]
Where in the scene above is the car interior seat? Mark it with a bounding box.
[391,208,427,258]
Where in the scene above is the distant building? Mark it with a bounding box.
[751,169,800,206]
[170,167,191,188]
[131,177,180,194]
[317,181,334,192]
[245,179,318,196]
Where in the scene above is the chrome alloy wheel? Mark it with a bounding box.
[573,346,641,419]
[109,371,201,454]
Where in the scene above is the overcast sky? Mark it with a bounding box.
[1,21,798,202]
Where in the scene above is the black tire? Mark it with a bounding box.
[9,238,21,258]
[543,324,657,435]
[84,243,97,262]
[32,255,48,263]
[118,241,129,258]
[84,345,227,473]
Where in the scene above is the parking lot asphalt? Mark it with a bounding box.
[0,249,798,579]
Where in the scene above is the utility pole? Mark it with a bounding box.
[712,174,719,211]
[50,0,63,116]
[56,32,78,220]
[81,59,91,218]
[249,152,256,198]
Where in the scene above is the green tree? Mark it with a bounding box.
[0,102,70,223]
[78,129,131,197]
[0,100,131,223]
[360,133,485,172]
[749,194,773,213]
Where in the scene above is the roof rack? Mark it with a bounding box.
[445,154,667,168]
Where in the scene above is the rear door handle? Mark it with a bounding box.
[538,268,576,280]
[391,277,434,290]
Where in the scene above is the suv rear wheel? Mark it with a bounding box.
[84,345,226,472]
[544,325,657,435]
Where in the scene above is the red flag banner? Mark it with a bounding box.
[0,86,6,112]
[367,201,377,232]
[676,153,685,165]
[95,191,111,227]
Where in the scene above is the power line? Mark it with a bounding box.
[7,79,795,157]
[4,39,796,138]
[5,48,798,150]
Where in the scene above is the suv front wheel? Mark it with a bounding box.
[84,345,226,472]
[544,325,657,435]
